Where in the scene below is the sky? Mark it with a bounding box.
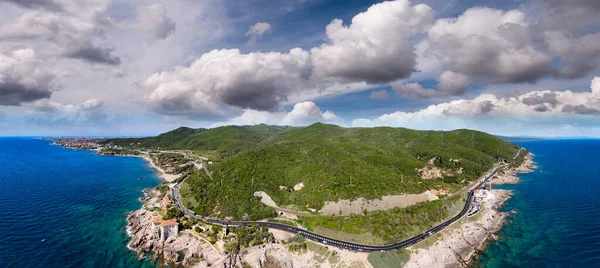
[0,0,599,137]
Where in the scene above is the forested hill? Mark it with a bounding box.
[115,123,524,221]
[101,124,292,158]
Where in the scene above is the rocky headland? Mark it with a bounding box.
[404,152,536,267]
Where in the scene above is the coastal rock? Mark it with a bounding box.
[127,190,226,267]
[405,189,513,268]
[492,152,536,185]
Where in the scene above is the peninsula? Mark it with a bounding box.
[57,123,532,267]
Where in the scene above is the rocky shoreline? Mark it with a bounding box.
[127,152,536,267]
[127,188,373,267]
[127,189,227,267]
[404,152,535,268]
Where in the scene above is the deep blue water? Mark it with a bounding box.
[1,138,598,267]
[476,140,600,267]
[0,138,161,267]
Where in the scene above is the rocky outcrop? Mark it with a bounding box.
[514,152,536,173]
[127,190,226,267]
[127,210,162,257]
[492,152,536,185]
[405,190,513,268]
[417,166,445,179]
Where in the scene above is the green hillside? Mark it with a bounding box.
[179,123,521,221]
[101,124,291,158]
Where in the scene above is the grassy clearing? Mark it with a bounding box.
[302,195,465,245]
[307,226,386,245]
[179,181,199,209]
[306,241,331,263]
[368,249,411,268]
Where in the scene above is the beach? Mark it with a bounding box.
[140,155,180,182]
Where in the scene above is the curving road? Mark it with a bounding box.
[172,161,508,252]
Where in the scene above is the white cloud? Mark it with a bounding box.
[420,4,600,95]
[213,101,341,127]
[142,48,313,117]
[282,101,340,125]
[25,98,112,125]
[311,0,433,84]
[0,0,121,65]
[354,76,600,136]
[143,0,434,118]
[246,22,271,45]
[0,48,62,106]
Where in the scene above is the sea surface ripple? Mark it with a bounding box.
[0,138,161,267]
[475,140,600,267]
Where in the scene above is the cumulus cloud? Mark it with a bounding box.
[311,0,433,84]
[213,101,340,127]
[419,3,600,96]
[0,0,121,65]
[521,92,558,107]
[142,48,313,117]
[354,77,600,133]
[392,71,470,99]
[282,101,340,125]
[392,82,437,99]
[0,49,60,106]
[246,22,271,45]
[370,90,388,99]
[143,0,434,118]
[25,99,111,125]
[545,31,600,79]
[427,8,552,84]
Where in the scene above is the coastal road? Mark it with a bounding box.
[170,164,502,252]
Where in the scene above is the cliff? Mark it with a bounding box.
[126,191,226,267]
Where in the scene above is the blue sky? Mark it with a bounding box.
[0,0,599,137]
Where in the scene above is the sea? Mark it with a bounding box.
[476,139,600,267]
[0,138,161,267]
[0,138,599,267]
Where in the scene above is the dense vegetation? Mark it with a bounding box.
[180,169,277,220]
[110,123,522,242]
[301,195,464,245]
[101,124,291,159]
[98,148,140,156]
[224,225,275,253]
[179,123,520,220]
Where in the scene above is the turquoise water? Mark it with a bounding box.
[0,138,161,267]
[476,140,600,267]
[1,138,598,267]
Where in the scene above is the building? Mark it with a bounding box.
[152,212,161,225]
[162,195,172,208]
[160,219,179,241]
[474,189,488,198]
